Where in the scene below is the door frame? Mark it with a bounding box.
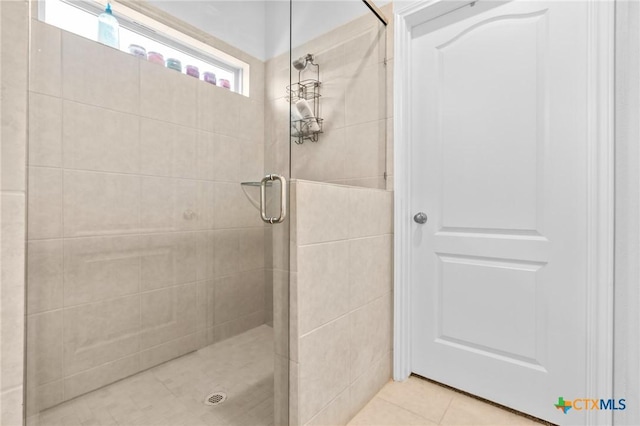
[393,1,615,424]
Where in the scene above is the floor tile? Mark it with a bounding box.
[349,375,543,426]
[348,397,437,426]
[28,325,274,426]
[376,376,455,423]
[440,392,542,426]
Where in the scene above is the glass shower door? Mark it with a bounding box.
[24,1,291,425]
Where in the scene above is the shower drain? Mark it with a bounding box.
[204,391,227,406]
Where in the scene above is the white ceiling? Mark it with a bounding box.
[147,0,390,61]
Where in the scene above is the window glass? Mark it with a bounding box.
[42,0,242,93]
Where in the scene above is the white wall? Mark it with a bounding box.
[148,0,390,61]
[149,0,268,60]
[614,2,640,426]
[266,0,390,59]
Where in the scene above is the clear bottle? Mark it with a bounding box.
[98,3,120,48]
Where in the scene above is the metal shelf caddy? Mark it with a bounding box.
[286,54,323,144]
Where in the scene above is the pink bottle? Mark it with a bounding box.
[147,51,164,65]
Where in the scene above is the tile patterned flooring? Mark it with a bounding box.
[28,326,542,426]
[348,376,544,426]
[27,326,275,426]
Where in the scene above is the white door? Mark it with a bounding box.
[410,1,597,424]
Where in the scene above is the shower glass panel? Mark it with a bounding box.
[24,1,290,425]
[289,0,390,189]
[24,0,391,423]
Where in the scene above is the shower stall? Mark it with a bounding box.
[19,0,393,425]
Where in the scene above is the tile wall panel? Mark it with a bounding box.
[25,19,268,414]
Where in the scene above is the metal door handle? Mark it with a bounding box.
[260,174,287,224]
[414,212,428,224]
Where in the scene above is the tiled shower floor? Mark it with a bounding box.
[27,325,543,426]
[27,326,275,426]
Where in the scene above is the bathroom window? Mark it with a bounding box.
[39,0,249,95]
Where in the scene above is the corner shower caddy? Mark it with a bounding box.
[287,54,323,144]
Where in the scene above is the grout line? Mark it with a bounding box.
[28,89,259,141]
[29,268,265,316]
[57,313,269,398]
[33,163,260,185]
[294,178,391,190]
[137,103,144,365]
[298,232,394,248]
[26,226,267,243]
[349,349,392,386]
[28,159,266,185]
[0,384,25,395]
[137,207,143,361]
[298,290,391,339]
[60,97,67,403]
[437,390,455,424]
[0,189,27,196]
[304,386,350,426]
[369,395,437,424]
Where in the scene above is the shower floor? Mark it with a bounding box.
[27,325,275,426]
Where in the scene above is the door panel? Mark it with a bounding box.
[410,1,589,423]
[438,12,544,232]
[438,255,540,360]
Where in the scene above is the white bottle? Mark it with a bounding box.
[295,99,320,133]
[98,3,120,49]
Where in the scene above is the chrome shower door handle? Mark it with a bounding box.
[260,174,287,224]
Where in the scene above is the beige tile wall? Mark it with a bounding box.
[25,19,268,415]
[265,4,394,191]
[1,0,29,425]
[289,180,393,426]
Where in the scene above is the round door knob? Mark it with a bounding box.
[414,212,428,224]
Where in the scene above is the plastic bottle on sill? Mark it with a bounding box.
[98,3,120,49]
